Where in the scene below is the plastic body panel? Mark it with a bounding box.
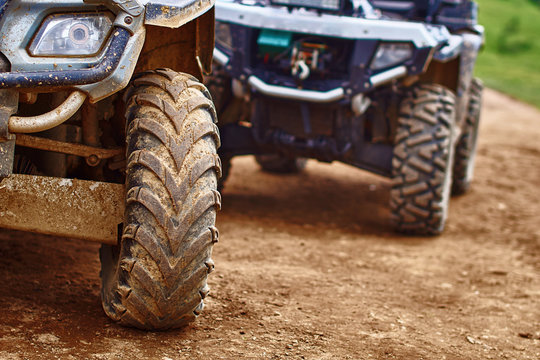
[143,0,215,28]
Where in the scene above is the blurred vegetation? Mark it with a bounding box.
[475,0,540,107]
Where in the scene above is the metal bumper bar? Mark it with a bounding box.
[9,91,87,133]
[0,27,130,89]
[213,48,229,66]
[215,1,448,48]
[370,66,408,87]
[248,76,345,103]
[246,65,408,103]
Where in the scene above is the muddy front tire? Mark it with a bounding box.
[100,69,221,330]
[452,78,483,196]
[390,84,456,235]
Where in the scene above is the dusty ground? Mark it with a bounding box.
[0,89,539,359]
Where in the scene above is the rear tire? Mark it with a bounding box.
[255,154,307,174]
[452,78,483,196]
[100,69,221,330]
[390,84,456,235]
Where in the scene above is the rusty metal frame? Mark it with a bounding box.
[15,134,123,166]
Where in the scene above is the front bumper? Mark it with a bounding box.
[216,0,449,47]
[239,66,407,104]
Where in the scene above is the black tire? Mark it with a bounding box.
[390,84,456,235]
[255,154,307,174]
[205,73,233,192]
[217,154,231,192]
[452,78,483,196]
[100,69,221,330]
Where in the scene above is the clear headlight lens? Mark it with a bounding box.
[28,12,114,57]
[215,21,233,52]
[370,42,413,70]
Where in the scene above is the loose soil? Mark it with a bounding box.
[0,89,539,359]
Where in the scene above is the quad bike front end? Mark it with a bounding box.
[210,0,484,235]
[212,0,470,172]
[0,0,221,330]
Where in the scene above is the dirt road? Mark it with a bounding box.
[0,89,539,359]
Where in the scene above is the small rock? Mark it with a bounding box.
[439,282,453,289]
[466,336,476,344]
[356,261,368,268]
[36,333,60,344]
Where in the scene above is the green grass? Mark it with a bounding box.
[474,0,540,107]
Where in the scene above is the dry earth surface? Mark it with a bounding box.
[0,89,539,359]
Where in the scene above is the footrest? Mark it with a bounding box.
[0,174,124,244]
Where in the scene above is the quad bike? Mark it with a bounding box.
[0,0,221,330]
[209,0,484,235]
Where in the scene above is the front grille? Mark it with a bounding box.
[251,32,354,85]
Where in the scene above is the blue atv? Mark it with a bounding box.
[0,0,221,329]
[209,0,484,235]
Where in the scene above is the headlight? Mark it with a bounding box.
[271,0,342,11]
[28,12,114,57]
[370,42,413,70]
[215,21,233,51]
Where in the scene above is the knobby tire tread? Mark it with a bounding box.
[390,83,456,235]
[100,69,221,330]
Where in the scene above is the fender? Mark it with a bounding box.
[135,7,215,80]
[143,0,214,28]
